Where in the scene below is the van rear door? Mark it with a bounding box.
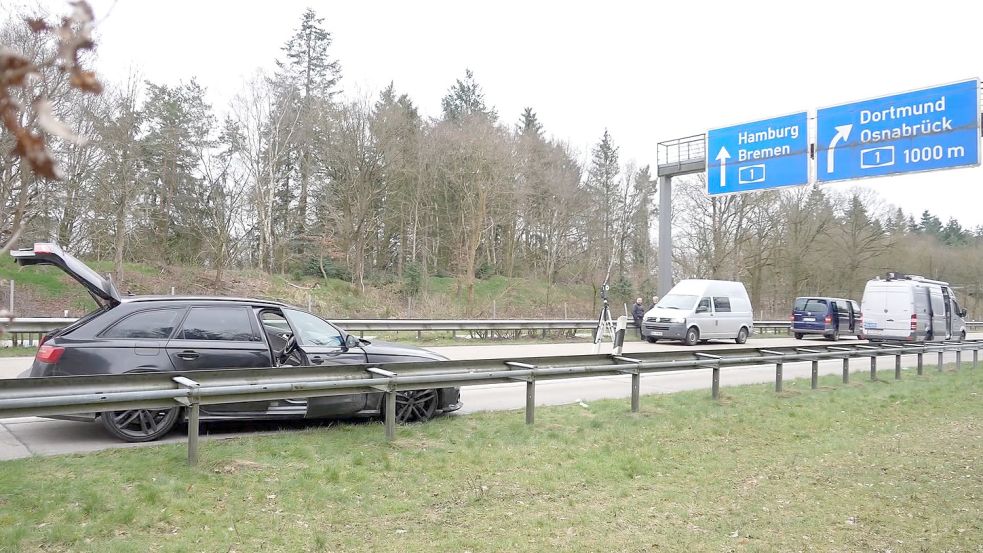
[862,283,910,337]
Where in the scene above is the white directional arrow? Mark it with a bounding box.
[715,146,731,187]
[826,124,853,174]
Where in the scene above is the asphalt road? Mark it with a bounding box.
[1,335,977,460]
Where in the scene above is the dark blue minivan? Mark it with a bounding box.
[791,297,864,340]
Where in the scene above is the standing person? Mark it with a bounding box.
[650,295,659,310]
[632,297,646,339]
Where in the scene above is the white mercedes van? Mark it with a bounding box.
[642,279,754,345]
[861,272,967,342]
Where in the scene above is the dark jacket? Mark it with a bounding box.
[631,303,646,321]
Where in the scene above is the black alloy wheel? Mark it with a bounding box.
[100,407,181,442]
[394,389,439,423]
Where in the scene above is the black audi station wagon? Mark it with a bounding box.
[13,243,461,442]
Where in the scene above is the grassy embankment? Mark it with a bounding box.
[0,256,598,321]
[0,367,979,552]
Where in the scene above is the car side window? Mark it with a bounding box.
[176,307,257,341]
[696,297,711,313]
[101,308,183,339]
[712,297,731,313]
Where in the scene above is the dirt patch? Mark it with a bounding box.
[212,459,268,474]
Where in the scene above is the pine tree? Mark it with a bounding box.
[440,69,497,122]
[274,8,342,253]
[518,107,543,139]
[584,130,621,272]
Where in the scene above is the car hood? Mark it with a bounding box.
[359,340,448,361]
[644,307,690,319]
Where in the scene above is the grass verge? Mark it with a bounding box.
[0,369,980,552]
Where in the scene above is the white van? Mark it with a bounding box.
[642,279,754,345]
[861,273,967,342]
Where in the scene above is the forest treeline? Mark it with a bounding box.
[2,8,981,317]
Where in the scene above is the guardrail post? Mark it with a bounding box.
[614,356,642,413]
[695,353,722,400]
[385,391,396,440]
[775,361,783,392]
[842,358,850,383]
[917,352,924,375]
[811,360,819,389]
[367,367,398,442]
[870,356,877,380]
[173,376,201,466]
[955,349,961,369]
[895,354,902,380]
[938,350,944,372]
[974,347,978,369]
[506,362,538,425]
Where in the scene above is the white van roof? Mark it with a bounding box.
[668,279,748,296]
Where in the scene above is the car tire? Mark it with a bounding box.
[828,329,840,341]
[684,327,700,346]
[735,327,749,344]
[645,336,658,343]
[794,333,803,340]
[960,330,966,342]
[393,389,439,423]
[100,407,181,443]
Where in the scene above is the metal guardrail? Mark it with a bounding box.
[1,340,980,465]
[12,317,964,344]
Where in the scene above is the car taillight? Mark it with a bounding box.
[36,345,65,364]
[910,314,917,331]
[789,314,794,321]
[824,315,832,324]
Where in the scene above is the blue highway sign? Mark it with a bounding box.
[706,112,809,196]
[817,80,980,183]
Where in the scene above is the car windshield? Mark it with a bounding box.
[657,294,697,310]
[282,308,344,347]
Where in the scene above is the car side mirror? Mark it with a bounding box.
[344,334,360,350]
[959,308,967,318]
[278,334,298,365]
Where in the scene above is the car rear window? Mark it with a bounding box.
[102,308,183,339]
[803,299,828,313]
[793,298,807,311]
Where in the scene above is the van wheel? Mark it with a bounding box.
[793,333,803,340]
[645,336,658,343]
[960,330,966,342]
[827,329,840,341]
[735,327,749,344]
[684,327,700,346]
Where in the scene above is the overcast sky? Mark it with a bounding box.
[13,0,983,227]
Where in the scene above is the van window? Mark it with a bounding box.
[696,297,711,313]
[794,298,807,311]
[712,297,731,312]
[803,299,828,314]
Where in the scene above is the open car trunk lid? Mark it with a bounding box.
[10,242,121,308]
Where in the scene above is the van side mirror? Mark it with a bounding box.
[696,305,709,314]
[959,308,967,318]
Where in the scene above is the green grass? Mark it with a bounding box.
[0,347,34,357]
[0,257,72,298]
[1,368,980,552]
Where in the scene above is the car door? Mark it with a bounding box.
[280,308,371,417]
[166,305,274,414]
[712,296,735,337]
[95,307,186,372]
[692,297,716,338]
